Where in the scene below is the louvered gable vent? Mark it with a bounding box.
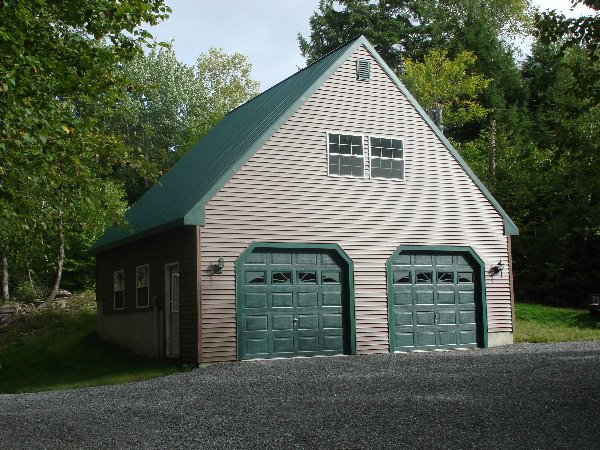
[356,59,370,80]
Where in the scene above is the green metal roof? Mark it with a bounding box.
[91,36,517,255]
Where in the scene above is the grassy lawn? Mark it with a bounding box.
[0,292,187,394]
[2,295,599,394]
[515,302,600,343]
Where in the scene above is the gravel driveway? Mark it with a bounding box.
[1,341,599,449]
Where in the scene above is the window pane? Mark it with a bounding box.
[136,266,148,288]
[392,139,403,150]
[351,157,363,176]
[298,271,316,283]
[329,134,339,145]
[437,272,453,283]
[339,143,351,154]
[382,147,393,158]
[272,271,292,284]
[351,135,362,145]
[340,134,351,145]
[372,146,382,157]
[392,160,404,179]
[329,155,340,175]
[416,271,433,283]
[393,270,411,284]
[392,148,404,159]
[392,169,404,179]
[458,272,473,283]
[340,163,352,176]
[329,142,339,152]
[246,271,265,285]
[114,271,124,292]
[322,271,340,284]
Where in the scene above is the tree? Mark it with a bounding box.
[518,42,600,304]
[535,0,600,55]
[402,49,490,130]
[299,0,434,71]
[104,46,260,203]
[298,0,531,70]
[0,0,170,302]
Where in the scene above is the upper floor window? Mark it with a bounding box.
[114,270,124,310]
[327,132,364,178]
[370,136,404,180]
[136,264,150,308]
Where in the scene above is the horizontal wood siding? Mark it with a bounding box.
[96,226,199,362]
[200,46,512,362]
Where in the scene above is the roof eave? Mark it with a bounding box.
[88,218,186,256]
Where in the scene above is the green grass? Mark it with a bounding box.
[515,302,600,343]
[2,296,599,394]
[0,292,187,394]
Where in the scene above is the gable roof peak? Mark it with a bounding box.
[91,34,516,255]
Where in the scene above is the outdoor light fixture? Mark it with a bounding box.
[489,260,505,277]
[213,257,225,275]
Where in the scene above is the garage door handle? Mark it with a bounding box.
[434,313,439,324]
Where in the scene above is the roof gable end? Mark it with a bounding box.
[91,36,517,255]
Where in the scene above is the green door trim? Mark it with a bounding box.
[236,242,356,360]
[386,245,488,351]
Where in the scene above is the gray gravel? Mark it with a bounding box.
[1,341,599,449]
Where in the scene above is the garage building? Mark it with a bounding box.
[91,36,518,363]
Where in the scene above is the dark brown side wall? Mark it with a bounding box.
[96,226,199,363]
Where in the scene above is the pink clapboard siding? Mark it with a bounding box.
[199,45,512,362]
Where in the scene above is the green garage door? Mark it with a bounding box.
[388,250,484,351]
[238,248,351,360]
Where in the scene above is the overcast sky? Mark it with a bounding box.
[149,0,593,92]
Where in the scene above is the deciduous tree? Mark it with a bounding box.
[0,0,170,301]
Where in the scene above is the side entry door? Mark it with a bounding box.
[165,263,180,357]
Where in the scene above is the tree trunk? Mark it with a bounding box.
[0,250,8,303]
[489,118,497,190]
[47,220,65,303]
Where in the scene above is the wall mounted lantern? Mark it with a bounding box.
[489,260,505,277]
[213,257,225,275]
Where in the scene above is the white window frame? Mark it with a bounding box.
[326,131,365,179]
[113,270,124,311]
[135,264,150,308]
[368,135,406,181]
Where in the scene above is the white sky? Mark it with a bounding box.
[149,0,594,92]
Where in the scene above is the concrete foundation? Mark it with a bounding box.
[97,300,163,359]
[488,332,514,347]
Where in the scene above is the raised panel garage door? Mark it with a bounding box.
[389,251,483,351]
[238,248,350,360]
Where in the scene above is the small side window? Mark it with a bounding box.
[114,270,124,310]
[136,265,150,308]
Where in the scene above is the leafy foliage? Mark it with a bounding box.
[0,0,170,301]
[535,0,600,55]
[103,46,259,203]
[402,49,490,129]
